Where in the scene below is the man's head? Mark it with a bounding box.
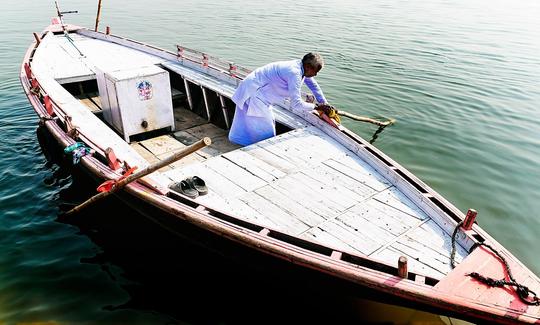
[302,52,324,77]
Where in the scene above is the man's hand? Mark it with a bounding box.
[316,103,334,114]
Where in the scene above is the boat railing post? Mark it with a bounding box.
[462,209,477,231]
[202,53,209,68]
[105,147,122,170]
[183,78,194,111]
[398,256,408,279]
[177,45,184,61]
[228,62,237,78]
[24,63,33,80]
[218,94,230,129]
[201,87,211,122]
[105,26,110,35]
[43,95,54,116]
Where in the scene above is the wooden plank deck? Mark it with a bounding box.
[161,125,469,277]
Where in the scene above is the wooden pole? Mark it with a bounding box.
[94,0,103,32]
[64,137,211,216]
[337,110,395,127]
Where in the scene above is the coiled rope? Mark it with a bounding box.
[450,221,540,306]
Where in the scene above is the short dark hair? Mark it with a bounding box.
[302,52,324,71]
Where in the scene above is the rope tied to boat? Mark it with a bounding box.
[315,106,341,127]
[450,222,540,306]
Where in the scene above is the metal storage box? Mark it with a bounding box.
[96,65,175,142]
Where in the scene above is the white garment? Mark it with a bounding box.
[228,59,327,146]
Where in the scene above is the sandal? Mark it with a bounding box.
[169,180,199,199]
[185,176,208,195]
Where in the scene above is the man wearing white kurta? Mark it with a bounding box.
[228,53,331,146]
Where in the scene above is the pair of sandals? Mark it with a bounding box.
[170,176,208,199]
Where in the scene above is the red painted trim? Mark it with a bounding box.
[105,147,122,170]
[43,95,54,116]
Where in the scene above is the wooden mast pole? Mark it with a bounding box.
[94,0,103,32]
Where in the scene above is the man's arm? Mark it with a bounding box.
[304,77,327,104]
[287,73,316,111]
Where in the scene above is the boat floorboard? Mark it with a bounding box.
[133,107,240,171]
[161,126,468,279]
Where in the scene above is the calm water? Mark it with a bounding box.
[1,0,539,323]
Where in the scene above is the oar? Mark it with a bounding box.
[63,137,211,216]
[337,110,395,127]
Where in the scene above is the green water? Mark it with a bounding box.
[1,0,539,323]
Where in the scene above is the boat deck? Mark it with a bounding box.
[131,107,469,280]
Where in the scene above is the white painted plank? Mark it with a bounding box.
[406,220,468,262]
[373,187,429,220]
[303,219,380,255]
[180,187,281,230]
[371,219,468,278]
[255,185,327,227]
[323,156,391,192]
[258,127,348,167]
[300,163,377,200]
[240,144,298,174]
[332,210,402,249]
[222,149,287,183]
[269,173,342,217]
[204,157,267,192]
[346,198,425,236]
[164,162,246,198]
[286,172,360,212]
[237,191,311,235]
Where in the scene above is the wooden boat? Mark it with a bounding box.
[20,17,540,324]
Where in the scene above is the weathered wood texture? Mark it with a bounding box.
[162,126,468,278]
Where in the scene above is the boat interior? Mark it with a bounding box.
[31,27,471,282]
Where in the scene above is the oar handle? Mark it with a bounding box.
[63,137,211,216]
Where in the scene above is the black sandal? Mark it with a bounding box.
[170,180,199,199]
[185,176,208,195]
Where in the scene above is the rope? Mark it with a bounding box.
[315,107,341,124]
[450,222,540,306]
[450,221,464,269]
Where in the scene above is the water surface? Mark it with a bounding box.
[1,0,539,323]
